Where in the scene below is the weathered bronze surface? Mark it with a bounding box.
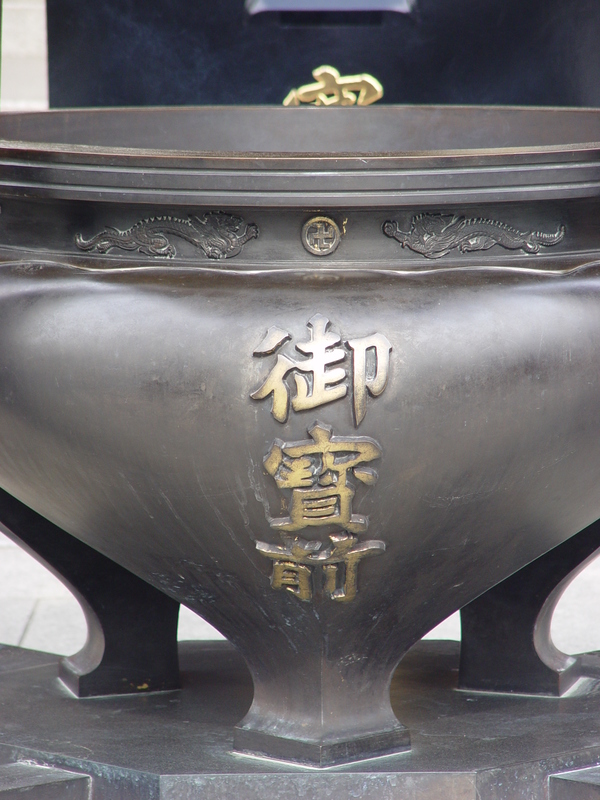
[76,213,259,259]
[1,106,600,769]
[383,214,566,258]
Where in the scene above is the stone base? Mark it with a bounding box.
[1,639,600,799]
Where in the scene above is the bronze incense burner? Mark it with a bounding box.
[0,105,600,773]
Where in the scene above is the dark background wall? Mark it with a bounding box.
[46,0,600,108]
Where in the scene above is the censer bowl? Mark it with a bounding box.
[1,105,600,766]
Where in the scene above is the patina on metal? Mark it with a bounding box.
[1,106,600,777]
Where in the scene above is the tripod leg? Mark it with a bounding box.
[459,520,600,695]
[0,487,180,697]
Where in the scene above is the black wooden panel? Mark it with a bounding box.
[46,0,600,108]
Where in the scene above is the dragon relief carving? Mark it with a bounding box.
[75,212,259,260]
[383,214,565,259]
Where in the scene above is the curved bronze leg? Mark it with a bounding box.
[0,487,180,697]
[459,519,600,695]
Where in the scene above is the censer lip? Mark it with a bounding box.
[1,104,600,161]
[1,105,600,206]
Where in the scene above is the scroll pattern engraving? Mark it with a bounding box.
[75,212,259,260]
[383,214,565,259]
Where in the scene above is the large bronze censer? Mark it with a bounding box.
[1,105,600,786]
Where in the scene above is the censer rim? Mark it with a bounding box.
[1,104,600,164]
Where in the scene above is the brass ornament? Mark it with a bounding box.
[250,314,392,426]
[302,216,341,256]
[255,422,386,603]
[283,65,383,107]
[263,421,381,535]
[257,532,386,603]
[251,316,392,603]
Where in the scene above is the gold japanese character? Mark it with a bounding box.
[251,315,392,426]
[257,533,385,602]
[251,314,347,423]
[263,421,380,534]
[271,561,313,601]
[346,333,392,425]
[283,65,383,108]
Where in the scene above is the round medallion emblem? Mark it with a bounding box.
[301,216,341,256]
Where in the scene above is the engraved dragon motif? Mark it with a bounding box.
[75,212,259,260]
[383,214,565,259]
